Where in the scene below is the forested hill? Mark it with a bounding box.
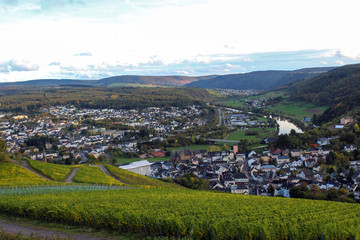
[0,76,201,87]
[0,67,332,89]
[287,63,360,123]
[186,67,333,90]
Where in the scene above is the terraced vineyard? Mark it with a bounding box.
[0,188,359,239]
[27,159,73,181]
[0,162,59,187]
[72,165,124,186]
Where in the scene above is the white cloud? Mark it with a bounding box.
[0,0,359,81]
[243,57,254,63]
[73,52,93,57]
[335,60,345,65]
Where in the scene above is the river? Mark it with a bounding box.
[276,118,303,135]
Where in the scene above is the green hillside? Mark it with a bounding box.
[0,188,359,239]
[0,162,58,187]
[27,159,73,181]
[0,160,180,189]
[288,63,360,123]
[186,67,333,90]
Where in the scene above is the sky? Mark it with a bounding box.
[0,0,360,82]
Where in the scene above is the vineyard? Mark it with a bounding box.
[0,162,59,187]
[27,159,73,181]
[72,165,124,186]
[0,188,359,240]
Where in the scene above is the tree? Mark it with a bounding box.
[355,123,360,133]
[207,145,220,152]
[0,139,10,163]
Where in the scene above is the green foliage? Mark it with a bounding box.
[289,63,360,123]
[290,184,355,203]
[0,87,215,113]
[207,145,220,152]
[27,160,72,181]
[0,162,58,187]
[72,166,124,186]
[0,188,359,239]
[174,173,210,190]
[0,139,9,163]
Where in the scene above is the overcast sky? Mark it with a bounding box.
[0,0,359,82]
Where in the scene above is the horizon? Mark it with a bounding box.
[0,65,342,83]
[1,0,360,82]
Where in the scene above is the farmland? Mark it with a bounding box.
[27,159,73,181]
[0,162,59,187]
[270,101,328,120]
[226,128,276,142]
[0,188,359,239]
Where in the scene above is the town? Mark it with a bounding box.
[2,103,359,202]
[1,105,205,163]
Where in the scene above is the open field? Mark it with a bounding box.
[107,83,158,88]
[226,128,276,141]
[167,144,211,152]
[0,188,359,240]
[270,101,328,120]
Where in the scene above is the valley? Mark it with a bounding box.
[1,63,360,239]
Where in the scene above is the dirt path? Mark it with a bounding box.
[0,219,116,240]
[11,160,52,181]
[96,165,125,184]
[65,168,79,183]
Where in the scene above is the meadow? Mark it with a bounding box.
[226,128,276,142]
[270,101,328,120]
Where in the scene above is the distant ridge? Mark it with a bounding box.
[0,67,334,90]
[285,63,360,122]
[186,67,334,90]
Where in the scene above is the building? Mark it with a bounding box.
[340,117,354,125]
[119,160,151,176]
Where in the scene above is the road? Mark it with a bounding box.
[0,219,116,240]
[217,108,222,126]
[11,160,52,181]
[64,168,78,183]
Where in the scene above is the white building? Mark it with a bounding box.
[119,160,151,176]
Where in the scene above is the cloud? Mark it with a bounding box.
[243,57,254,62]
[49,61,61,66]
[0,61,9,72]
[320,61,328,65]
[176,70,190,75]
[40,0,84,9]
[0,59,39,72]
[335,60,345,65]
[73,52,93,57]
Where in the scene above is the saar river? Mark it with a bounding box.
[276,118,303,135]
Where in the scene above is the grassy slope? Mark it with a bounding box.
[27,160,72,181]
[0,188,358,239]
[105,165,182,188]
[270,101,328,120]
[0,162,56,187]
[72,166,124,186]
